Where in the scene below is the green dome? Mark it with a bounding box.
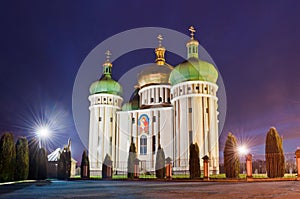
[169,57,218,85]
[122,103,139,111]
[121,103,132,111]
[89,75,122,96]
[121,89,139,111]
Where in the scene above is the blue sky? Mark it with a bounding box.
[0,0,299,160]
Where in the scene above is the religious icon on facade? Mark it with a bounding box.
[138,114,149,133]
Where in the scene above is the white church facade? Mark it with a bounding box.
[88,27,220,176]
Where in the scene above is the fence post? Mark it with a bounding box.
[166,157,172,180]
[295,149,300,180]
[202,155,209,181]
[106,160,113,179]
[246,153,253,179]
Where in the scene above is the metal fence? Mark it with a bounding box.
[86,159,191,179]
[76,152,298,178]
[219,152,297,174]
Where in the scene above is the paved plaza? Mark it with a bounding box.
[1,180,300,198]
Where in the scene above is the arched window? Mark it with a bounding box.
[140,135,147,155]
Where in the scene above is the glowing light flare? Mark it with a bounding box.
[13,102,71,151]
[237,145,249,155]
[36,126,50,138]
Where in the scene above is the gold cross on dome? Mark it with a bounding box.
[105,50,111,62]
[189,26,196,39]
[157,34,163,47]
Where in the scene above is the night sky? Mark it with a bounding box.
[1,1,300,161]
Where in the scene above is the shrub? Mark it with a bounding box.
[265,127,285,178]
[224,132,240,178]
[15,137,29,181]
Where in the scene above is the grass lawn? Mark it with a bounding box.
[210,173,297,179]
[112,175,127,179]
[69,173,297,180]
[283,174,297,178]
[209,174,226,179]
[172,174,190,179]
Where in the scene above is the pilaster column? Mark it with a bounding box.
[295,149,300,180]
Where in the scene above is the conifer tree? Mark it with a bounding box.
[127,138,137,179]
[57,146,71,180]
[28,138,39,180]
[155,144,166,179]
[265,127,285,178]
[102,154,113,179]
[0,132,16,182]
[80,150,90,178]
[224,132,240,178]
[57,150,66,180]
[189,143,200,179]
[15,137,29,180]
[37,147,48,180]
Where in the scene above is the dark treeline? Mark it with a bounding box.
[0,132,48,182]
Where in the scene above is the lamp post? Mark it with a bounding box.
[55,163,58,178]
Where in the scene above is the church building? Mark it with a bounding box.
[88,27,220,176]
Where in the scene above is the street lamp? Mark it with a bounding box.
[238,145,249,174]
[36,125,50,148]
[238,145,249,155]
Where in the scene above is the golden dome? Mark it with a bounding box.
[137,35,173,88]
[137,63,173,88]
